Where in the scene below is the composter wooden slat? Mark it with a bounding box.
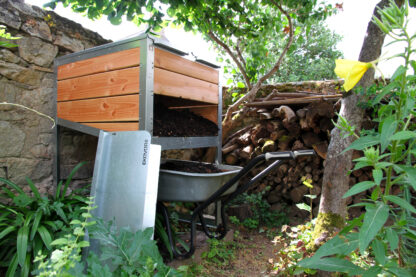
[83,122,139,132]
[154,68,218,104]
[57,48,140,80]
[189,106,218,124]
[57,67,140,101]
[154,48,219,84]
[57,94,139,122]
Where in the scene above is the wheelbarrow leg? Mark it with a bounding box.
[157,202,196,258]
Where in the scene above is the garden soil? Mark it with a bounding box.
[154,106,218,137]
[168,227,284,276]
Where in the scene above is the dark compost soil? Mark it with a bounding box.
[160,160,222,173]
[153,105,218,137]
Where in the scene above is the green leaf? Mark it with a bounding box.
[313,233,359,258]
[70,219,82,225]
[30,211,42,240]
[0,226,16,240]
[384,195,416,214]
[359,202,389,254]
[380,116,397,152]
[55,180,63,200]
[372,82,397,105]
[372,169,383,186]
[5,253,18,277]
[0,177,25,194]
[17,225,29,267]
[62,161,86,199]
[363,266,382,277]
[371,238,385,265]
[410,60,416,73]
[385,228,399,250]
[51,238,69,245]
[390,131,416,141]
[26,177,41,200]
[37,225,52,250]
[77,240,90,248]
[21,253,31,277]
[52,202,68,223]
[237,82,245,88]
[296,203,311,212]
[13,193,34,208]
[340,214,364,235]
[298,257,364,275]
[344,135,380,152]
[404,227,416,240]
[400,166,416,190]
[343,181,376,198]
[391,65,406,81]
[387,266,414,277]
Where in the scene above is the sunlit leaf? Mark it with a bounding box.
[343,181,376,198]
[359,202,389,254]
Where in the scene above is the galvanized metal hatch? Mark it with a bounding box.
[90,130,161,231]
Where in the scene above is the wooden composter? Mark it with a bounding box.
[53,34,222,181]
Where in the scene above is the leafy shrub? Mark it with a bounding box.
[229,189,288,229]
[0,163,89,277]
[34,199,96,276]
[298,1,416,275]
[88,218,181,276]
[270,221,317,276]
[35,204,187,276]
[201,238,238,268]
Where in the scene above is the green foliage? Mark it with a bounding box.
[296,177,316,221]
[228,215,241,226]
[0,25,20,48]
[201,238,238,268]
[229,189,288,229]
[34,198,96,276]
[270,221,317,276]
[221,18,343,87]
[35,210,187,276]
[87,218,182,276]
[0,163,89,277]
[299,1,416,275]
[45,0,335,105]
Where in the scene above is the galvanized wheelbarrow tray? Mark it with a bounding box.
[157,150,315,258]
[158,160,242,202]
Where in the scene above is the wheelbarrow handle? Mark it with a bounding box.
[294,149,316,158]
[265,149,315,161]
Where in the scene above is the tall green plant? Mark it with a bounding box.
[0,163,89,277]
[297,1,416,275]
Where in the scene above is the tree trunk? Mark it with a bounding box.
[312,0,397,246]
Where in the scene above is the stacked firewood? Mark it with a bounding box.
[222,91,373,218]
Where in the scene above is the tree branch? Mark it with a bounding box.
[207,31,252,90]
[236,39,247,69]
[222,2,294,124]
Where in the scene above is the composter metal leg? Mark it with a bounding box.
[53,124,61,186]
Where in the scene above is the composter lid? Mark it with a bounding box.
[90,130,161,232]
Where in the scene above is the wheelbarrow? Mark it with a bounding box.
[157,149,315,258]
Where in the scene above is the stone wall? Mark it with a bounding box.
[0,0,110,192]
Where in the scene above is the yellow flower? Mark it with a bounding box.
[334,59,373,92]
